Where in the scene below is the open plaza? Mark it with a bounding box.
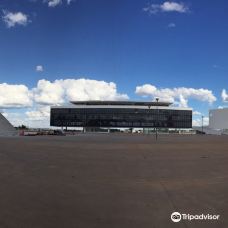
[0,134,227,228]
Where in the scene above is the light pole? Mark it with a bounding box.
[155,97,159,140]
[147,105,151,135]
[201,115,204,133]
[83,110,87,133]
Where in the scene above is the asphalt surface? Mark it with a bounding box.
[0,134,227,228]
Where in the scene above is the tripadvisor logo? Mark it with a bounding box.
[171,212,181,222]
[171,212,220,223]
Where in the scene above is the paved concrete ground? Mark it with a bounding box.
[0,134,227,228]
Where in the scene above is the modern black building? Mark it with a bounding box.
[50,101,192,129]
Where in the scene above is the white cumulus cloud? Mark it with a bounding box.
[161,1,188,12]
[143,1,189,14]
[36,65,44,72]
[0,83,32,108]
[33,79,65,105]
[0,78,128,109]
[221,89,228,102]
[179,94,188,107]
[45,0,62,7]
[44,0,73,7]
[26,106,50,121]
[62,79,129,101]
[2,11,29,28]
[33,79,129,105]
[193,117,209,127]
[193,111,202,116]
[135,84,216,107]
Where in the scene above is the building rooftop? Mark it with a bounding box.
[70,100,172,107]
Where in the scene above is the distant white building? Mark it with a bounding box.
[0,113,17,136]
[209,108,228,130]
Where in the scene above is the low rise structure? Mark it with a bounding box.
[50,101,192,131]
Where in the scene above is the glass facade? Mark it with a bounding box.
[50,107,192,128]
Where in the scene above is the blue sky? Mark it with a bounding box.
[0,0,228,127]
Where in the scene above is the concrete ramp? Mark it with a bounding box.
[0,113,17,136]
